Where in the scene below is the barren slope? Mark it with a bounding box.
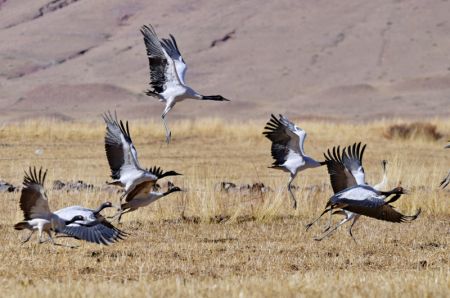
[0,0,449,122]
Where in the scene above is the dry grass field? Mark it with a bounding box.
[0,118,448,297]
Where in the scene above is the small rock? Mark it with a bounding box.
[217,181,272,193]
[218,181,237,192]
[0,181,16,192]
[52,180,94,191]
[52,180,66,190]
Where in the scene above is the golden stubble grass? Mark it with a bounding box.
[0,118,449,297]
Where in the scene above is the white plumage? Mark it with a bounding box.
[55,202,126,245]
[141,24,230,143]
[263,114,325,209]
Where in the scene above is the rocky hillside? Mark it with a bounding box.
[0,0,449,122]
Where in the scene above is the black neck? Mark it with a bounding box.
[385,193,402,204]
[93,202,110,215]
[380,187,403,197]
[65,217,81,225]
[201,95,227,101]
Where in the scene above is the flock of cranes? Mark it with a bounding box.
[263,114,421,241]
[13,24,447,246]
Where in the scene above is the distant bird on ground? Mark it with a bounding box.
[114,182,182,222]
[373,160,388,190]
[440,141,450,189]
[54,202,127,245]
[306,143,420,241]
[141,24,230,143]
[14,167,84,246]
[262,114,326,209]
[103,111,181,206]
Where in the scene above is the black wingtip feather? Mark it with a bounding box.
[23,166,47,187]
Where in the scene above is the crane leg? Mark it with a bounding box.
[117,209,135,223]
[305,207,332,231]
[37,227,43,244]
[46,230,55,245]
[440,170,450,188]
[287,174,297,209]
[108,208,133,223]
[46,230,77,248]
[107,209,122,221]
[348,215,361,243]
[322,211,334,233]
[314,216,352,241]
[21,230,35,244]
[119,186,134,204]
[162,105,173,144]
[38,230,53,244]
[119,191,129,203]
[322,210,346,233]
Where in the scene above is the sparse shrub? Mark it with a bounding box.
[384,122,442,141]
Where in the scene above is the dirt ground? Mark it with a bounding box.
[0,119,448,297]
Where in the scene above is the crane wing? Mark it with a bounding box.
[141,25,182,95]
[161,34,187,85]
[125,180,156,202]
[344,204,421,223]
[279,114,307,155]
[330,185,420,223]
[122,166,182,201]
[103,111,141,181]
[324,146,358,193]
[146,165,182,179]
[56,205,126,245]
[61,220,126,245]
[342,142,366,185]
[19,167,51,220]
[263,114,302,166]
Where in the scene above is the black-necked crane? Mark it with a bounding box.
[54,202,127,245]
[262,114,326,209]
[14,167,84,246]
[306,143,420,241]
[306,143,367,236]
[103,111,181,207]
[440,141,450,189]
[320,157,389,236]
[115,182,182,222]
[141,24,230,143]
